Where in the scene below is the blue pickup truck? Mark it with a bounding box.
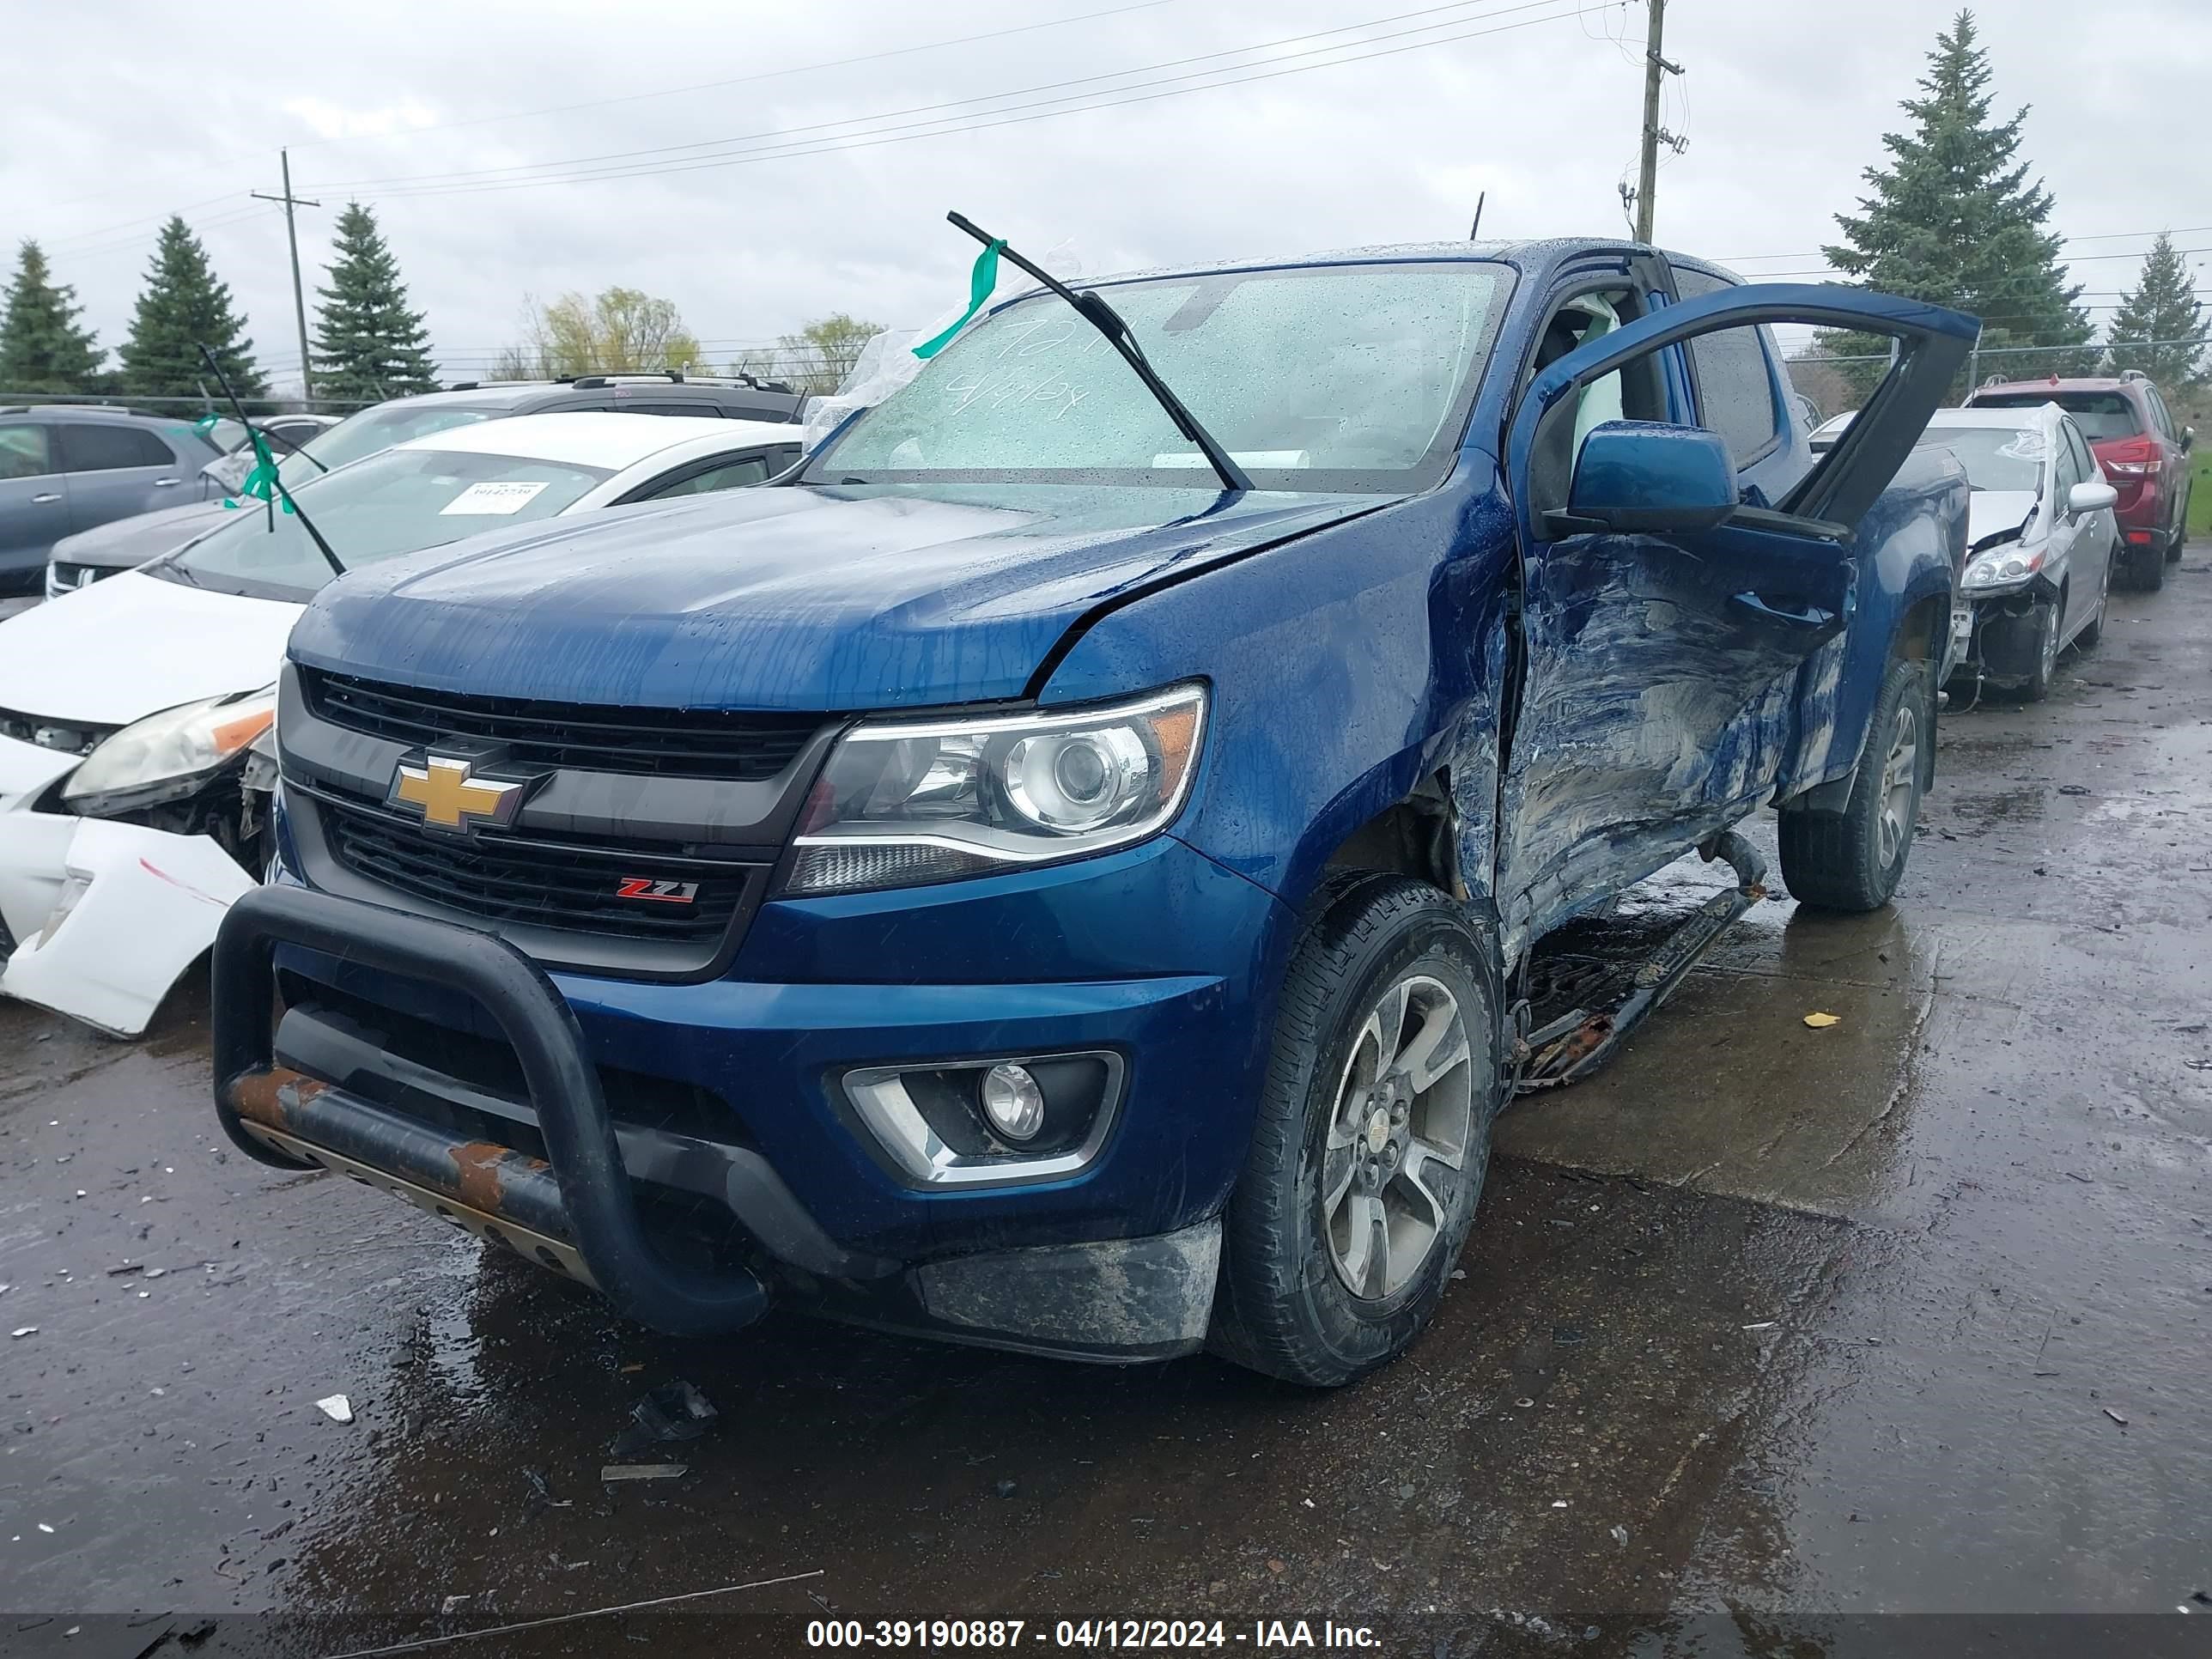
[210,236,1972,1386]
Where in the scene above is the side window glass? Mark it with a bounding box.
[2054,429,2082,495]
[1686,327,1781,467]
[2148,389,2175,441]
[0,423,52,481]
[58,423,171,472]
[649,454,771,497]
[2065,423,2094,485]
[1669,264,1782,469]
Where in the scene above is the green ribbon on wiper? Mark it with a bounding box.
[222,426,293,515]
[911,237,1005,360]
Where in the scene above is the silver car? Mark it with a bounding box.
[0,408,234,595]
[1921,404,2119,701]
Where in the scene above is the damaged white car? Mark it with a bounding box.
[1919,404,2119,702]
[0,412,804,1034]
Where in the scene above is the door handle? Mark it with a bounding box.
[152,477,180,487]
[31,492,61,504]
[1730,591,1835,629]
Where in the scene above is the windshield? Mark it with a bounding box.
[155,445,611,601]
[279,400,500,485]
[809,262,1510,492]
[1975,391,2139,441]
[1917,423,2046,492]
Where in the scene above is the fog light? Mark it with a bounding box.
[981,1063,1046,1142]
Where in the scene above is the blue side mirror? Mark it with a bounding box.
[1565,421,1737,534]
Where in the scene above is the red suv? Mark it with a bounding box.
[1966,372,2194,592]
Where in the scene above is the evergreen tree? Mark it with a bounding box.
[0,240,106,393]
[312,203,439,400]
[2105,233,2203,388]
[1814,10,2093,398]
[118,216,265,402]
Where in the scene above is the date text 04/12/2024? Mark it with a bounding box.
[804,1620,1382,1650]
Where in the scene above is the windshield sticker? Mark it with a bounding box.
[441,480,550,516]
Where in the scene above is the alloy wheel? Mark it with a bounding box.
[1877,700,1920,868]
[1320,974,1476,1301]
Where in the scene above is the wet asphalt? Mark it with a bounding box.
[1,564,2209,1657]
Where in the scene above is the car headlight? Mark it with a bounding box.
[1961,546,2041,592]
[786,684,1207,895]
[61,688,276,817]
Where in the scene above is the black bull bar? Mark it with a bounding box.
[211,883,770,1337]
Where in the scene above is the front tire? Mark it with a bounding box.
[1779,656,1929,912]
[2018,595,2062,702]
[1210,873,1502,1388]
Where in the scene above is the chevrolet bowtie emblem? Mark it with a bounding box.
[387,755,527,835]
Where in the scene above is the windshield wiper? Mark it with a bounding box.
[945,211,1251,495]
[197,343,346,579]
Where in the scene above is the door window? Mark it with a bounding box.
[2145,387,2176,442]
[2054,426,2084,496]
[2062,421,2095,489]
[625,402,724,418]
[1670,266,1784,468]
[58,423,173,472]
[645,453,773,496]
[0,424,52,481]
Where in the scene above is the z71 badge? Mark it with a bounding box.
[615,878,701,904]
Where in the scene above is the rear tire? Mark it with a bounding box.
[1778,656,1929,912]
[2169,493,2189,562]
[1209,873,1502,1388]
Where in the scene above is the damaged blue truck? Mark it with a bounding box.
[211,236,1974,1387]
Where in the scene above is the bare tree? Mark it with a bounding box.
[736,313,887,394]
[498,288,705,379]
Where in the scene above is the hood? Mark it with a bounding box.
[53,501,226,570]
[0,570,300,725]
[291,483,1392,711]
[1966,490,2039,552]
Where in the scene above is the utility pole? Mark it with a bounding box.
[1632,0,1686,245]
[252,149,320,403]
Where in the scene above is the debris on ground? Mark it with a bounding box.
[314,1395,354,1424]
[2103,1408,2129,1426]
[1610,1525,1630,1547]
[442,1595,471,1614]
[1802,1012,1842,1029]
[611,1380,718,1457]
[2057,784,2091,796]
[601,1463,688,1482]
[10,1327,36,1339]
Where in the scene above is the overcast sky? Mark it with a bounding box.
[5,0,2206,394]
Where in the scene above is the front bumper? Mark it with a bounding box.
[221,824,1288,1359]
[1949,583,2055,691]
[0,738,254,1035]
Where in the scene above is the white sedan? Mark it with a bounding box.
[0,412,802,1035]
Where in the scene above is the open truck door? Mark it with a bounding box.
[1494,283,1978,947]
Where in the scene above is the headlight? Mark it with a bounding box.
[62,687,276,817]
[787,684,1207,895]
[1961,545,2041,592]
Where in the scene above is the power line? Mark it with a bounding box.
[318,0,1597,198]
[32,0,1183,219]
